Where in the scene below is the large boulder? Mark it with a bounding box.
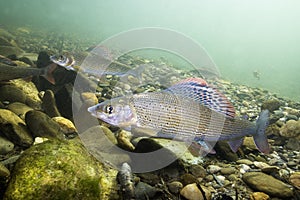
[4,139,119,200]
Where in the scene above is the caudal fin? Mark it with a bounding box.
[42,63,57,84]
[253,109,270,154]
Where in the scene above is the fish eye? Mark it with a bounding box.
[105,105,114,114]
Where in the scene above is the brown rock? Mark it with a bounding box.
[180,183,204,200]
[242,172,293,198]
[279,120,300,138]
[250,192,270,200]
[289,172,300,190]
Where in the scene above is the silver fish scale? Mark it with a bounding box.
[129,92,255,140]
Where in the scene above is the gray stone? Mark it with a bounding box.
[7,102,33,120]
[134,182,158,200]
[220,167,236,175]
[242,172,294,198]
[0,85,26,104]
[0,109,33,147]
[0,135,14,154]
[168,181,183,194]
[25,110,64,139]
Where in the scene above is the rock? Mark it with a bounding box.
[79,126,130,167]
[180,183,204,200]
[0,163,10,177]
[285,138,300,151]
[250,192,270,200]
[180,173,198,186]
[261,99,281,112]
[52,117,77,138]
[242,172,294,198]
[189,164,206,178]
[168,181,183,194]
[279,120,300,138]
[289,172,300,190]
[10,79,42,109]
[117,130,135,151]
[206,165,222,174]
[134,138,203,169]
[220,167,236,175]
[243,136,258,151]
[7,102,33,120]
[214,141,238,161]
[42,90,61,117]
[0,36,13,46]
[81,92,98,106]
[0,109,33,147]
[0,46,24,57]
[0,85,26,104]
[0,28,15,40]
[134,182,158,200]
[0,136,14,154]
[3,139,119,200]
[236,159,254,165]
[138,173,160,186]
[25,110,64,139]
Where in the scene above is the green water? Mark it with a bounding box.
[0,0,299,101]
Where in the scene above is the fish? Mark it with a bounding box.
[50,51,144,81]
[88,78,270,154]
[0,62,57,84]
[253,70,261,80]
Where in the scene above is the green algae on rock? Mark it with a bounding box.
[4,139,119,200]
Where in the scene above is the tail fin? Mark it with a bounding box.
[41,63,57,84]
[253,109,270,154]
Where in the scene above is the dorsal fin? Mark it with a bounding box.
[165,78,235,118]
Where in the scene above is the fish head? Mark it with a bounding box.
[87,96,137,129]
[50,53,75,70]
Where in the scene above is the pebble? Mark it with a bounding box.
[236,159,254,165]
[180,183,204,200]
[180,173,198,186]
[242,172,294,198]
[289,172,300,190]
[253,161,270,169]
[189,164,206,178]
[0,136,14,154]
[168,181,183,194]
[250,192,270,200]
[239,164,251,174]
[52,116,77,137]
[220,167,236,175]
[116,130,135,151]
[134,182,158,200]
[206,165,222,174]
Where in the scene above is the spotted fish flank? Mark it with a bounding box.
[88,78,270,154]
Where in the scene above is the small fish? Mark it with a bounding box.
[253,70,260,80]
[50,52,144,81]
[0,62,57,84]
[88,78,270,154]
[50,54,75,70]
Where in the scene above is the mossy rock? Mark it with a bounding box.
[4,139,119,200]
